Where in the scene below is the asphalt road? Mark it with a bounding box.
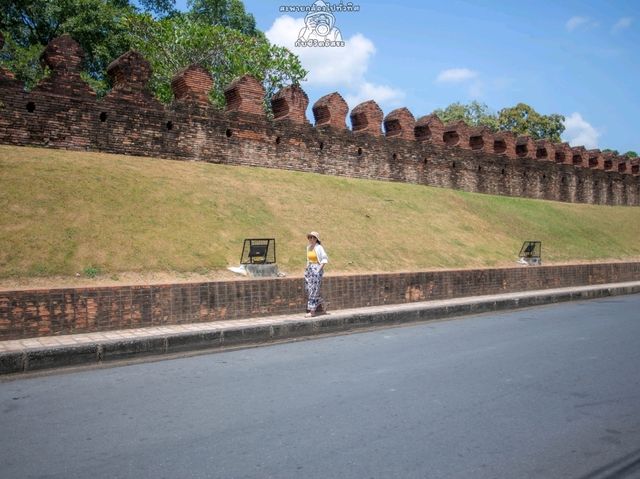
[1,295,640,479]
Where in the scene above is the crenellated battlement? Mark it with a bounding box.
[0,34,638,205]
[312,92,348,130]
[350,99,384,137]
[171,64,214,105]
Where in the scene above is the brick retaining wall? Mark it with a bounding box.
[1,262,638,340]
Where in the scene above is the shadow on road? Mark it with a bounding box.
[577,447,640,479]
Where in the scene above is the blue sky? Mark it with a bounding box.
[175,0,639,153]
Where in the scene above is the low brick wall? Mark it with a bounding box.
[1,262,639,340]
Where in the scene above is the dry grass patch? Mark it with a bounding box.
[1,144,639,288]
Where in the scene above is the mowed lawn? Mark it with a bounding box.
[1,145,639,281]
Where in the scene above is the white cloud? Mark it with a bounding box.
[467,80,484,99]
[266,16,374,87]
[344,82,405,109]
[435,68,492,99]
[265,15,404,109]
[612,17,633,33]
[435,68,479,83]
[563,112,600,149]
[566,16,592,32]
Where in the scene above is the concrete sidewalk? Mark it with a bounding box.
[2,281,639,376]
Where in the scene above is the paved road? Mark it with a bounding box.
[1,295,640,479]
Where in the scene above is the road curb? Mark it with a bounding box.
[2,284,639,376]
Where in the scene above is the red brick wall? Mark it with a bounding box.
[0,35,638,206]
[1,262,638,340]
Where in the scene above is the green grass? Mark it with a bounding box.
[0,144,639,280]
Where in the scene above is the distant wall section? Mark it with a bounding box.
[0,34,638,205]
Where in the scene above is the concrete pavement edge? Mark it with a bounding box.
[2,283,639,376]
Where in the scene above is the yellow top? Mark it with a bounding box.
[307,248,318,263]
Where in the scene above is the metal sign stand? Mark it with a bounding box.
[517,241,542,265]
[239,239,279,277]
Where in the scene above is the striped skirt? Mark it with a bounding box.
[304,264,324,312]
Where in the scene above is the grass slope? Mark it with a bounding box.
[1,145,639,282]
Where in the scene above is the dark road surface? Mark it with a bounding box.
[1,295,640,479]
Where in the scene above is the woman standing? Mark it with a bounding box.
[305,231,329,317]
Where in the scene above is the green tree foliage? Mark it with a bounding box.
[496,103,565,142]
[0,37,43,89]
[0,0,306,106]
[187,0,259,37]
[623,151,638,158]
[434,101,565,142]
[124,13,305,107]
[433,101,498,130]
[0,0,133,92]
[138,0,177,17]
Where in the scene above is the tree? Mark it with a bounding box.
[0,0,134,92]
[623,151,638,158]
[124,13,306,107]
[433,101,498,130]
[187,0,259,37]
[138,0,177,17]
[0,0,306,105]
[433,101,564,142]
[433,101,565,142]
[496,103,565,142]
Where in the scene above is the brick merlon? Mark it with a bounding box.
[271,84,310,124]
[414,114,444,145]
[383,107,415,140]
[350,100,383,136]
[223,74,266,116]
[312,92,348,129]
[171,65,214,105]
